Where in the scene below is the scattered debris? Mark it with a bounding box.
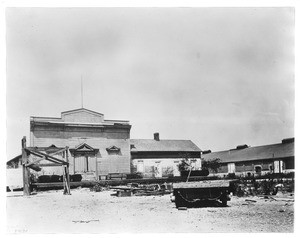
[72,219,99,223]
[245,199,257,203]
[178,207,187,210]
[90,183,104,192]
[108,183,173,197]
[275,198,294,202]
[231,178,294,197]
[116,190,132,197]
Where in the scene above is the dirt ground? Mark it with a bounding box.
[6,187,294,233]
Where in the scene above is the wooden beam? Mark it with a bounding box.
[63,165,71,195]
[62,147,71,195]
[27,164,41,172]
[65,148,71,195]
[95,155,98,181]
[25,149,67,165]
[26,149,62,164]
[38,163,63,167]
[63,165,67,194]
[25,157,45,167]
[22,137,31,196]
[49,147,69,156]
[35,150,68,165]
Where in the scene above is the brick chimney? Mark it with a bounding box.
[154,133,160,141]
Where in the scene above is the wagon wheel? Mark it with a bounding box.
[221,198,227,207]
[174,191,187,208]
[220,192,228,207]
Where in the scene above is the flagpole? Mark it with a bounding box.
[81,76,83,108]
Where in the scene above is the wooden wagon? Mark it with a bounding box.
[172,180,231,208]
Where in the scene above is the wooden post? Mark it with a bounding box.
[95,154,99,181]
[62,148,71,195]
[22,137,31,196]
[73,155,76,174]
[62,165,67,194]
[65,147,71,195]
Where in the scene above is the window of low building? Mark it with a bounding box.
[285,159,294,170]
[228,163,235,173]
[162,166,174,177]
[274,160,285,173]
[137,160,144,173]
[190,159,196,170]
[254,165,262,174]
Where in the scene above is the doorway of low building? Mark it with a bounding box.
[254,165,262,175]
[155,161,162,178]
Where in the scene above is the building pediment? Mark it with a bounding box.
[61,108,104,123]
[106,146,121,152]
[70,143,99,156]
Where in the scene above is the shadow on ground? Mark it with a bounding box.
[176,200,229,209]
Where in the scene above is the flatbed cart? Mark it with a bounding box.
[172,180,231,208]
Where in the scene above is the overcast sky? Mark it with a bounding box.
[6,7,294,159]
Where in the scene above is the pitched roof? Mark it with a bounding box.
[202,140,294,163]
[130,139,201,152]
[6,154,22,164]
[61,108,104,116]
[30,108,130,126]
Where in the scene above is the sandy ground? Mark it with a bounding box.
[6,187,294,234]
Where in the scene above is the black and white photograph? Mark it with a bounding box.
[3,1,296,234]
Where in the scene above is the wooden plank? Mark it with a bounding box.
[63,148,71,195]
[26,157,45,167]
[36,150,68,165]
[173,180,230,189]
[32,181,96,188]
[25,149,66,165]
[38,163,63,167]
[26,149,68,165]
[66,149,71,194]
[63,165,67,194]
[25,149,60,164]
[110,186,145,191]
[116,190,132,197]
[61,148,71,195]
[27,164,42,171]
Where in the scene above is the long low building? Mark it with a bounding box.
[202,138,294,177]
[131,133,201,178]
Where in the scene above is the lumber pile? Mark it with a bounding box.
[91,182,173,197]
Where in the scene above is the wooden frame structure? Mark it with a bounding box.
[21,136,71,196]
